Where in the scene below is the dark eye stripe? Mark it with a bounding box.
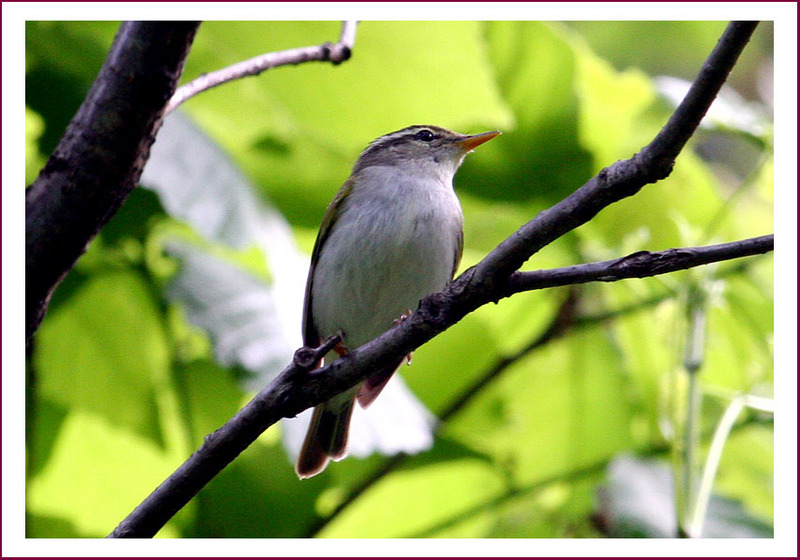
[353,125,451,172]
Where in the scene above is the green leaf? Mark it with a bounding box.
[33,271,168,445]
[573,42,725,250]
[442,327,636,486]
[475,21,594,203]
[318,459,506,537]
[701,267,774,392]
[163,238,296,384]
[141,111,310,378]
[573,40,657,169]
[142,111,298,253]
[713,424,774,524]
[26,407,187,537]
[25,106,46,184]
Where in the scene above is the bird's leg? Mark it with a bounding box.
[331,333,351,358]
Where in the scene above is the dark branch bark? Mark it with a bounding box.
[505,235,774,295]
[25,21,200,345]
[108,21,766,538]
[110,233,770,539]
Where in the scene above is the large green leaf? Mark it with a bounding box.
[319,458,507,537]
[33,270,169,444]
[472,21,594,204]
[442,327,636,486]
[26,406,188,538]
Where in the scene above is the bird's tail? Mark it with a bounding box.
[295,391,356,479]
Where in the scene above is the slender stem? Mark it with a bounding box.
[675,277,712,537]
[505,235,773,296]
[688,397,745,536]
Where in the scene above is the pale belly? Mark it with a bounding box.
[310,191,461,348]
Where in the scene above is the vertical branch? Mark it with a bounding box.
[673,277,712,537]
[25,21,200,345]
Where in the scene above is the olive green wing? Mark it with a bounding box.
[301,178,354,348]
[451,226,464,279]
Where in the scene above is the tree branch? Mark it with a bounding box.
[165,21,358,115]
[305,250,770,537]
[108,21,766,538]
[465,21,759,293]
[25,21,200,345]
[110,236,771,538]
[504,234,774,295]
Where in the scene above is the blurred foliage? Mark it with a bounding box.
[25,21,774,539]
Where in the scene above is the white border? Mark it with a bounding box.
[5,3,796,557]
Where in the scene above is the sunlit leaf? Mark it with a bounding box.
[442,328,636,485]
[26,408,186,538]
[318,459,506,537]
[34,271,168,444]
[474,21,593,203]
[25,106,45,184]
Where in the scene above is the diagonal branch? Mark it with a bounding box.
[465,21,760,292]
[165,21,358,114]
[109,238,771,538]
[306,249,771,537]
[108,21,765,538]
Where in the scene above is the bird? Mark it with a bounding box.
[296,125,500,478]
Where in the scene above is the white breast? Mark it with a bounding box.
[311,166,463,348]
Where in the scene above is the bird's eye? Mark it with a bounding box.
[415,129,435,142]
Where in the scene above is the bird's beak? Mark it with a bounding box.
[455,130,501,152]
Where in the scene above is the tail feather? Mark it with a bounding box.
[296,395,356,479]
[356,359,403,408]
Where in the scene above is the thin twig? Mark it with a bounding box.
[165,21,357,115]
